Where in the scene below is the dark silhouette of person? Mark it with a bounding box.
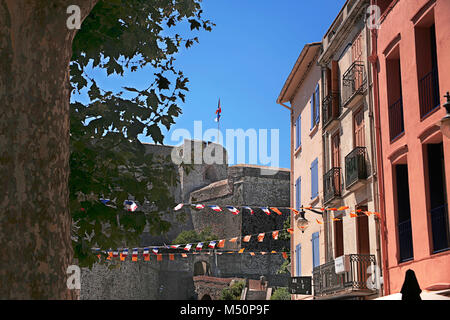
[400,269,422,300]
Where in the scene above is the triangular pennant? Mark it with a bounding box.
[257,233,265,242]
[217,239,225,248]
[270,207,283,215]
[243,235,251,243]
[272,231,279,240]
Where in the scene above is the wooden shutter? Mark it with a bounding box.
[296,115,301,149]
[331,60,340,117]
[311,158,318,199]
[334,219,344,258]
[353,108,365,147]
[312,232,320,268]
[310,95,314,130]
[296,177,301,210]
[331,132,340,168]
[296,244,302,276]
[315,84,320,125]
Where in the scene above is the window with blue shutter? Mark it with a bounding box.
[296,244,302,276]
[295,177,301,210]
[311,158,318,199]
[315,84,320,125]
[310,95,314,130]
[295,115,301,149]
[312,232,320,269]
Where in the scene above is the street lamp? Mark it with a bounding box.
[295,208,324,233]
[439,92,450,139]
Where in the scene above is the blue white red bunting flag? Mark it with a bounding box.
[113,251,119,258]
[184,244,192,251]
[261,207,271,215]
[170,244,181,249]
[124,200,138,212]
[208,205,222,212]
[152,248,159,255]
[194,204,205,209]
[196,242,203,250]
[242,206,254,214]
[174,203,184,211]
[143,248,149,255]
[208,241,217,249]
[226,206,240,215]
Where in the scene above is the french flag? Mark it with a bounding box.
[196,242,203,251]
[226,206,240,215]
[132,248,138,260]
[143,248,149,256]
[194,204,205,209]
[214,99,221,122]
[170,244,181,249]
[124,200,138,212]
[174,203,184,211]
[122,249,129,257]
[242,206,254,215]
[208,241,217,249]
[261,207,271,215]
[152,248,159,255]
[113,251,119,258]
[208,205,222,212]
[184,244,192,251]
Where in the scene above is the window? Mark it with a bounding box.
[311,158,319,199]
[415,11,440,118]
[312,232,320,268]
[296,177,301,210]
[386,46,404,141]
[296,244,302,276]
[311,84,320,129]
[296,115,301,150]
[395,164,414,262]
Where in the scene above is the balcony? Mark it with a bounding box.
[345,147,367,190]
[419,68,440,119]
[388,98,404,141]
[323,167,341,205]
[322,92,340,129]
[312,254,378,299]
[342,61,367,107]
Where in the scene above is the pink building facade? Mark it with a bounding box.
[372,0,450,294]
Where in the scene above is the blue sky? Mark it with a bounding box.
[82,0,347,169]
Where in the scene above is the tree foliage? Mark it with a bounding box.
[69,0,214,268]
[277,216,291,274]
[220,280,245,300]
[173,227,218,245]
[270,287,291,300]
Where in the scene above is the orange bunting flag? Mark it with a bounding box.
[364,211,371,217]
[272,231,279,240]
[181,253,188,258]
[316,218,323,225]
[270,207,283,215]
[229,237,238,243]
[332,218,341,221]
[107,251,113,260]
[243,235,251,242]
[350,212,358,218]
[337,206,349,211]
[374,212,381,219]
[144,255,150,261]
[250,252,255,256]
[291,208,299,215]
[238,248,245,253]
[287,228,294,234]
[271,250,277,254]
[169,254,174,261]
[328,207,338,211]
[157,254,162,261]
[261,252,267,255]
[218,239,225,248]
[282,252,288,259]
[257,233,265,242]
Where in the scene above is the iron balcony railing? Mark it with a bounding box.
[430,204,450,253]
[345,147,367,189]
[398,219,414,262]
[323,167,341,204]
[312,254,377,297]
[388,97,404,141]
[322,92,340,128]
[342,61,367,106]
[419,68,440,119]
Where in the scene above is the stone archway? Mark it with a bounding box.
[193,260,211,276]
[201,294,212,300]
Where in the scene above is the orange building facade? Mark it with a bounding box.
[372,0,450,294]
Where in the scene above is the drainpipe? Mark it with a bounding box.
[369,1,390,295]
[277,101,294,278]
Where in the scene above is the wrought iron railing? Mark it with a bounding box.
[312,254,377,297]
[430,204,450,253]
[388,98,404,141]
[323,167,341,204]
[345,147,367,189]
[322,92,339,128]
[419,68,440,119]
[342,61,366,106]
[398,219,414,262]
